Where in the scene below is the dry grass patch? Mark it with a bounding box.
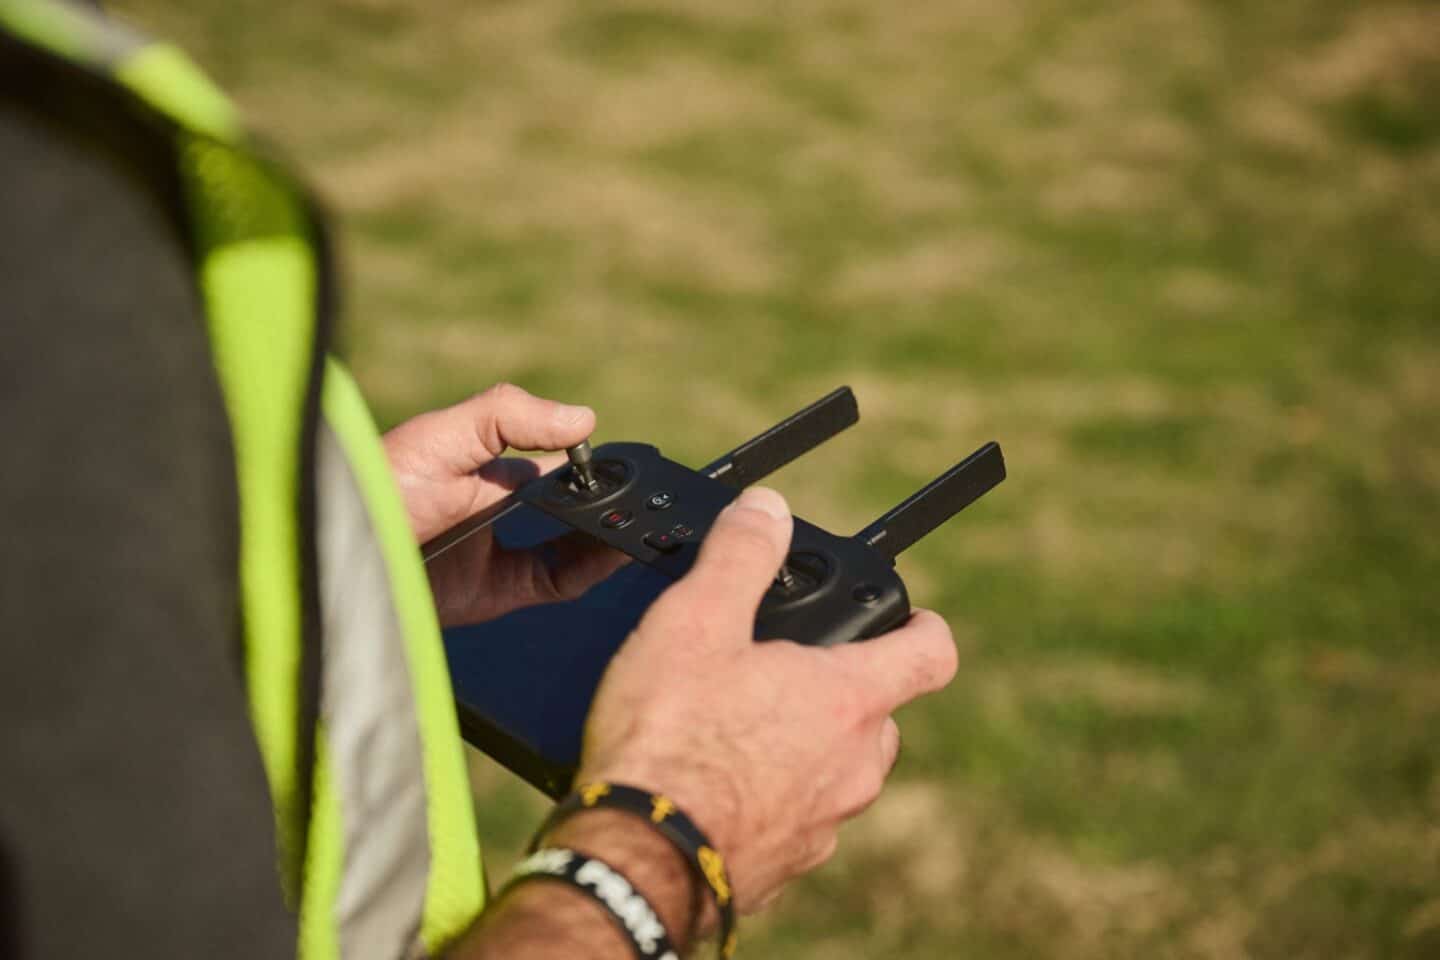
[829,232,1015,305]
[1290,5,1440,106]
[1015,657,1209,715]
[843,780,972,909]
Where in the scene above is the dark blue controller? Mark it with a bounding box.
[430,387,1005,796]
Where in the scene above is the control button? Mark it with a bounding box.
[669,523,694,540]
[765,551,832,604]
[645,491,675,511]
[600,509,634,530]
[644,531,682,554]
[852,584,882,604]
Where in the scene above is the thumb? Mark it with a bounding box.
[828,608,958,716]
[658,487,793,645]
[388,383,595,476]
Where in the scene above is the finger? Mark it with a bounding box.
[402,383,595,474]
[829,608,958,715]
[469,454,568,511]
[742,830,838,913]
[474,456,547,493]
[436,531,631,627]
[880,715,901,775]
[425,527,496,627]
[659,487,793,642]
[528,452,568,475]
[830,715,901,821]
[800,829,839,873]
[747,887,785,916]
[447,456,554,525]
[539,532,633,602]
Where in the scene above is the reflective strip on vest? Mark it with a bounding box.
[321,360,484,956]
[314,420,429,958]
[0,1,486,954]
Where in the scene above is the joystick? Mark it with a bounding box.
[548,444,633,507]
[428,386,1007,795]
[566,440,600,493]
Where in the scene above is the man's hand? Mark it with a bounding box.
[578,486,959,912]
[383,383,623,627]
[450,485,958,959]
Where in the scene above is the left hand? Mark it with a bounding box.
[383,382,625,627]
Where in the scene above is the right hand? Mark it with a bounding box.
[577,487,959,913]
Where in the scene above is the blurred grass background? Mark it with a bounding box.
[116,0,1440,955]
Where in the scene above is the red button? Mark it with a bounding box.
[600,510,634,529]
[644,531,681,554]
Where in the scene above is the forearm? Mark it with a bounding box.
[448,810,700,959]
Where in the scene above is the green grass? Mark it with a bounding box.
[116,0,1440,955]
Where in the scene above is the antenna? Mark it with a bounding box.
[854,441,1006,563]
[701,386,860,489]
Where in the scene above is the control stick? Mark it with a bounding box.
[566,440,600,493]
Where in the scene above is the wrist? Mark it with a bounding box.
[471,881,603,958]
[546,808,701,951]
[576,757,743,870]
[458,811,697,960]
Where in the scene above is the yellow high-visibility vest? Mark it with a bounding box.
[0,2,485,955]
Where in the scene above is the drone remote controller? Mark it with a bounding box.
[428,387,1005,793]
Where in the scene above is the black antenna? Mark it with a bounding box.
[855,442,1006,563]
[701,386,860,489]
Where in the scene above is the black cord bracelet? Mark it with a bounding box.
[503,847,679,960]
[530,782,738,959]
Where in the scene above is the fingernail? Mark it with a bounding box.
[734,486,789,521]
[555,403,593,425]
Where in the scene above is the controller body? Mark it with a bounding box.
[514,442,910,647]
[431,386,1004,796]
